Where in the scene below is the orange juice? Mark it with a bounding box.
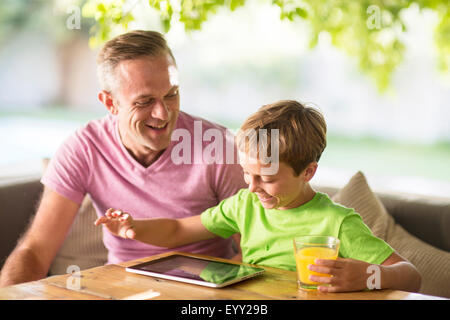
[293,236,340,290]
[295,247,339,291]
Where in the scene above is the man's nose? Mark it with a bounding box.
[151,100,169,120]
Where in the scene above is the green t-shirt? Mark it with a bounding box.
[201,189,394,271]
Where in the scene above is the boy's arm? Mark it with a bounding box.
[378,252,422,292]
[134,215,218,248]
[308,252,421,293]
[230,233,242,261]
[95,209,217,248]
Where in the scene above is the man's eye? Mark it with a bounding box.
[166,90,179,98]
[135,100,153,107]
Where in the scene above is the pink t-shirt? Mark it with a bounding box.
[41,111,247,264]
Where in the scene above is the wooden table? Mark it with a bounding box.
[0,251,446,300]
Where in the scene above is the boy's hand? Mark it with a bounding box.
[94,208,136,239]
[308,258,373,292]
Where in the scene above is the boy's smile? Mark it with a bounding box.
[238,151,317,210]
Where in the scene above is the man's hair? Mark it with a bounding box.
[97,30,176,92]
[237,100,327,176]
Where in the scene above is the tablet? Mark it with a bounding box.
[125,254,265,288]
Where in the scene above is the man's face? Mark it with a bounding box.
[239,151,311,210]
[112,55,180,161]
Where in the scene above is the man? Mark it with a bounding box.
[0,30,246,286]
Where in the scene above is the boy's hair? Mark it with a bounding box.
[237,100,327,176]
[97,30,176,92]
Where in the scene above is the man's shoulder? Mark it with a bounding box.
[73,114,115,141]
[58,114,116,154]
[81,114,115,134]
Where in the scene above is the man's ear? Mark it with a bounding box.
[303,162,318,182]
[98,90,118,115]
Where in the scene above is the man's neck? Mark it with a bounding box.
[126,147,164,168]
[118,128,165,168]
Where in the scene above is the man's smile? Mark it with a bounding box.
[146,122,169,133]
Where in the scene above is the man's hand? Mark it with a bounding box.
[308,257,372,293]
[94,208,136,239]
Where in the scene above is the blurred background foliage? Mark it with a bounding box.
[0,0,89,42]
[80,0,450,91]
[0,0,449,197]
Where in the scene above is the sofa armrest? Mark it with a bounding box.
[0,177,43,268]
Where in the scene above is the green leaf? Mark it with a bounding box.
[296,7,308,18]
[96,3,106,13]
[79,0,450,91]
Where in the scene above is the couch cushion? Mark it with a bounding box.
[331,171,450,298]
[49,194,108,275]
[0,178,43,269]
[331,171,391,240]
[313,182,450,252]
[386,220,450,298]
[42,159,108,275]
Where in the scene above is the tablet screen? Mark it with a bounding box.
[126,254,265,287]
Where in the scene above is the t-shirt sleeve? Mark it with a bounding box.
[338,212,395,265]
[200,191,242,239]
[40,131,90,204]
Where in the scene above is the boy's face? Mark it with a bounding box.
[239,151,316,210]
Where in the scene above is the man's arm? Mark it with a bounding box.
[95,209,217,248]
[0,187,80,287]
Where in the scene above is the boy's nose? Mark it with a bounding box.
[248,177,259,193]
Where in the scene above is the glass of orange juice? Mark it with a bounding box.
[293,236,340,291]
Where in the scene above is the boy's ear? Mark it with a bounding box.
[98,90,119,115]
[303,162,318,182]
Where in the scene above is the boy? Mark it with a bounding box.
[95,100,421,293]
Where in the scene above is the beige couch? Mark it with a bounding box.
[1,171,449,298]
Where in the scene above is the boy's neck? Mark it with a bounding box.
[278,183,316,210]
